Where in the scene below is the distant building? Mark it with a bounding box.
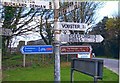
[17,41,25,53]
[27,39,46,45]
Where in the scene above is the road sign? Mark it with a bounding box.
[55,22,88,31]
[60,34,104,43]
[77,52,91,58]
[60,45,92,54]
[20,45,53,54]
[71,58,103,82]
[0,28,13,36]
[0,0,54,9]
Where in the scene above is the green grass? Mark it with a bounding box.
[3,67,54,81]
[2,55,119,82]
[2,65,119,81]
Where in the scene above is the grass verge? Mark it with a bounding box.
[2,62,119,82]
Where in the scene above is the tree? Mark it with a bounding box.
[59,2,104,45]
[105,16,120,40]
[31,9,54,45]
[60,2,103,23]
[1,6,38,55]
[0,1,104,55]
[91,15,119,58]
[105,16,120,58]
[90,17,108,56]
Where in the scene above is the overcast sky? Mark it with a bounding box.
[10,1,119,47]
[96,1,118,23]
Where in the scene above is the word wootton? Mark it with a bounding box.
[56,22,88,31]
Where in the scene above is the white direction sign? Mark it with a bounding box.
[60,34,104,43]
[56,22,88,31]
[0,0,54,9]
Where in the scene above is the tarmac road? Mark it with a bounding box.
[95,58,119,75]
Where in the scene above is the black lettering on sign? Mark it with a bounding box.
[69,34,84,42]
[61,23,86,30]
[76,33,81,42]
[69,34,73,42]
[82,24,85,28]
[62,24,66,28]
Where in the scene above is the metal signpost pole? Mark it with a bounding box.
[53,0,60,82]
[23,54,26,67]
[71,60,74,83]
[94,61,98,83]
[23,41,27,67]
[71,68,74,83]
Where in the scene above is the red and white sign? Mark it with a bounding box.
[60,45,92,55]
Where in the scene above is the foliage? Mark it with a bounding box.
[1,6,38,55]
[1,1,104,49]
[60,2,103,23]
[105,17,120,40]
[91,16,119,58]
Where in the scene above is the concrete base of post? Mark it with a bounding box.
[94,77,98,83]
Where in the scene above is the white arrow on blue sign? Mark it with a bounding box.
[20,45,53,54]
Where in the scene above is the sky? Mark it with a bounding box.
[96,1,118,23]
[9,1,119,47]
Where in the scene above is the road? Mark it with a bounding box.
[95,58,119,75]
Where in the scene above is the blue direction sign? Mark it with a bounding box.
[20,45,53,54]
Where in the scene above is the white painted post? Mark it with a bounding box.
[53,0,61,82]
[23,41,27,67]
[23,54,26,67]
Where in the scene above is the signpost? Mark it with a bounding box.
[60,34,104,43]
[60,45,92,55]
[53,0,61,81]
[0,0,105,82]
[77,52,91,58]
[55,22,88,31]
[20,45,53,54]
[0,0,54,9]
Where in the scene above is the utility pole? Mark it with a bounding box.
[53,0,60,82]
